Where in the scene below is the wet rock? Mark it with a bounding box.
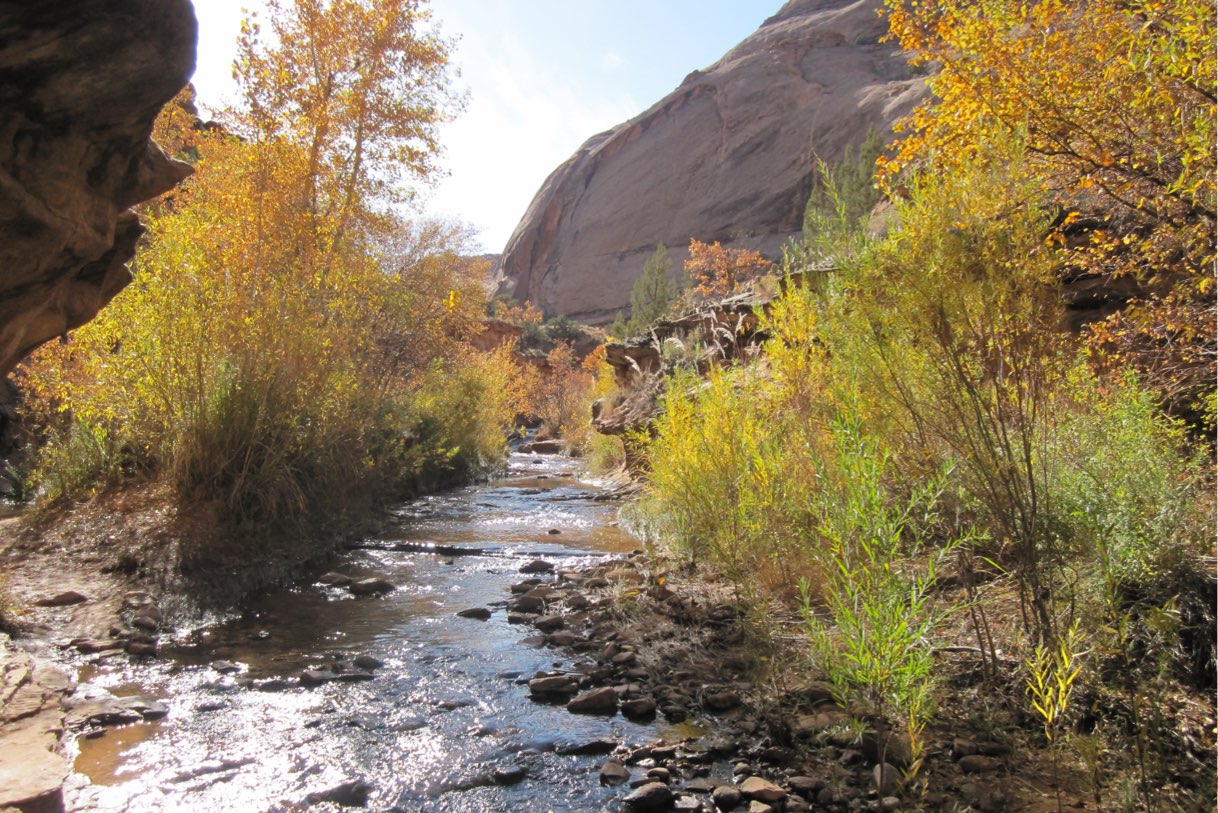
[748,801,776,813]
[305,778,372,807]
[35,590,88,607]
[622,697,657,720]
[873,762,900,796]
[958,754,1001,773]
[646,767,671,783]
[546,630,581,647]
[510,579,543,593]
[673,796,701,811]
[712,784,743,810]
[301,669,337,687]
[212,660,241,675]
[457,607,492,621]
[685,778,717,793]
[72,639,122,654]
[567,686,618,715]
[352,655,383,671]
[601,760,631,786]
[624,781,674,811]
[318,572,352,587]
[124,591,155,610]
[528,675,577,697]
[510,595,545,614]
[492,765,528,785]
[739,776,785,803]
[507,612,534,624]
[879,797,902,812]
[131,615,159,632]
[348,578,394,596]
[126,641,158,656]
[547,528,562,535]
[556,737,617,755]
[520,559,555,574]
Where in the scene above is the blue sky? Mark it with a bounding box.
[191,1,773,252]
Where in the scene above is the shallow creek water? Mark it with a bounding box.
[64,452,694,812]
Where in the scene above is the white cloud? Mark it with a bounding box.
[602,50,625,70]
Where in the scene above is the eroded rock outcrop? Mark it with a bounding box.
[0,1,197,376]
[494,0,926,324]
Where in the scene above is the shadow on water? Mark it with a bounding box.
[67,453,688,812]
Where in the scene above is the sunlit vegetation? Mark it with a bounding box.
[18,0,528,527]
[630,0,1214,804]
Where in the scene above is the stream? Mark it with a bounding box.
[62,451,693,812]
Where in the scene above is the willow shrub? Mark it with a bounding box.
[21,132,521,527]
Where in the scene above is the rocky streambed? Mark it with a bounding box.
[10,451,853,813]
[4,448,1032,813]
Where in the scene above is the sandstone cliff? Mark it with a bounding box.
[493,0,927,325]
[0,1,197,376]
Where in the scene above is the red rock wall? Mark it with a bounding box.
[0,1,197,376]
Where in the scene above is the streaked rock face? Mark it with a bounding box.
[493,0,927,324]
[0,0,197,375]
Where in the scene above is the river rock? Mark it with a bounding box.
[704,690,742,712]
[519,559,555,574]
[787,775,819,796]
[131,615,159,632]
[567,686,618,715]
[348,578,394,596]
[622,697,657,720]
[874,762,900,795]
[601,760,631,786]
[624,781,674,811]
[712,784,743,809]
[492,765,527,785]
[958,754,1001,773]
[457,607,492,621]
[546,630,580,647]
[126,641,157,656]
[556,737,617,755]
[534,614,565,633]
[528,675,577,697]
[35,590,88,607]
[748,801,776,813]
[519,439,564,454]
[510,595,545,613]
[318,572,353,587]
[305,778,372,807]
[740,776,786,803]
[211,660,241,674]
[352,655,383,670]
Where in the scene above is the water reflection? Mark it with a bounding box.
[66,454,673,812]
